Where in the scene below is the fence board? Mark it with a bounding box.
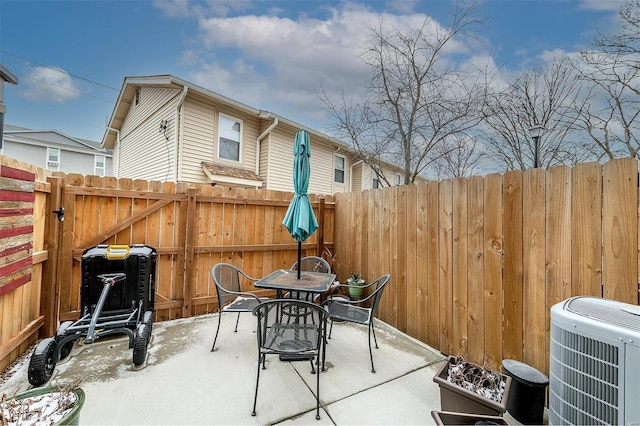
[483,173,503,371]
[603,158,638,303]
[503,170,523,361]
[523,168,547,373]
[571,162,603,298]
[438,179,453,355]
[545,165,572,375]
[467,176,484,364]
[452,178,468,357]
[396,185,407,332]
[406,184,418,338]
[426,182,440,349]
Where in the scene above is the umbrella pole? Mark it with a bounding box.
[297,241,302,279]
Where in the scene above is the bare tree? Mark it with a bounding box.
[432,134,486,179]
[484,56,591,171]
[575,0,640,160]
[322,2,489,183]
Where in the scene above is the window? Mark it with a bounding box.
[218,114,242,162]
[334,155,345,183]
[135,88,140,106]
[373,176,379,189]
[95,155,106,176]
[47,147,60,171]
[395,173,402,186]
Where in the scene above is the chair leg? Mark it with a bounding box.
[234,312,241,332]
[211,310,222,352]
[252,354,262,416]
[315,355,321,420]
[368,322,376,373]
[328,320,334,339]
[371,319,379,349]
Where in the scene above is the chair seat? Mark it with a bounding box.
[224,296,269,312]
[264,323,319,353]
[327,302,371,325]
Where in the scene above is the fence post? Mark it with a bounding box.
[316,197,325,256]
[40,175,63,337]
[182,187,197,318]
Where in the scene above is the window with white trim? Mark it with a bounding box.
[395,173,402,186]
[373,176,380,189]
[334,155,345,183]
[95,155,106,176]
[47,147,60,171]
[218,114,242,162]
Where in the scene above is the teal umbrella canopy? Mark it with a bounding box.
[283,130,318,243]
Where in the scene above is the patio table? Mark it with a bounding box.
[255,269,336,299]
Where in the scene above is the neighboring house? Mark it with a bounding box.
[101,75,405,195]
[2,125,113,176]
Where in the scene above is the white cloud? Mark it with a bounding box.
[186,3,478,129]
[21,67,81,103]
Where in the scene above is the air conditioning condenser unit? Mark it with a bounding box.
[549,296,640,425]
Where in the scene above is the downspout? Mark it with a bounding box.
[256,113,278,177]
[107,127,120,178]
[350,159,364,192]
[174,86,188,182]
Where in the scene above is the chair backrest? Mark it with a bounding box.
[212,263,243,308]
[253,299,328,354]
[368,274,391,318]
[290,256,331,274]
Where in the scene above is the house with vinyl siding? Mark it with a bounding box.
[2,124,112,176]
[101,75,406,195]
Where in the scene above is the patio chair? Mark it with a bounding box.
[322,274,390,373]
[210,263,270,352]
[252,299,329,420]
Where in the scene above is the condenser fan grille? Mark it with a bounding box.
[550,324,620,425]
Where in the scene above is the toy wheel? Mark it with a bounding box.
[55,321,75,360]
[132,324,150,366]
[28,338,57,386]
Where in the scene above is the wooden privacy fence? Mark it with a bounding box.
[3,155,640,377]
[334,157,640,376]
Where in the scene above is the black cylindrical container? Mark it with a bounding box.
[501,359,549,425]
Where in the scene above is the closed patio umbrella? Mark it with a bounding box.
[282,129,318,279]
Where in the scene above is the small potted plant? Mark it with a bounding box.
[433,356,512,417]
[345,272,366,299]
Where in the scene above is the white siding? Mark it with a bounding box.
[181,100,214,183]
[264,125,340,195]
[180,99,260,184]
[118,87,180,181]
[3,143,47,169]
[351,164,363,191]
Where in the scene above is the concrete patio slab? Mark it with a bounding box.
[0,312,528,425]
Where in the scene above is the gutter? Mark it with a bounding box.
[256,112,278,176]
[173,85,188,182]
[107,127,120,178]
